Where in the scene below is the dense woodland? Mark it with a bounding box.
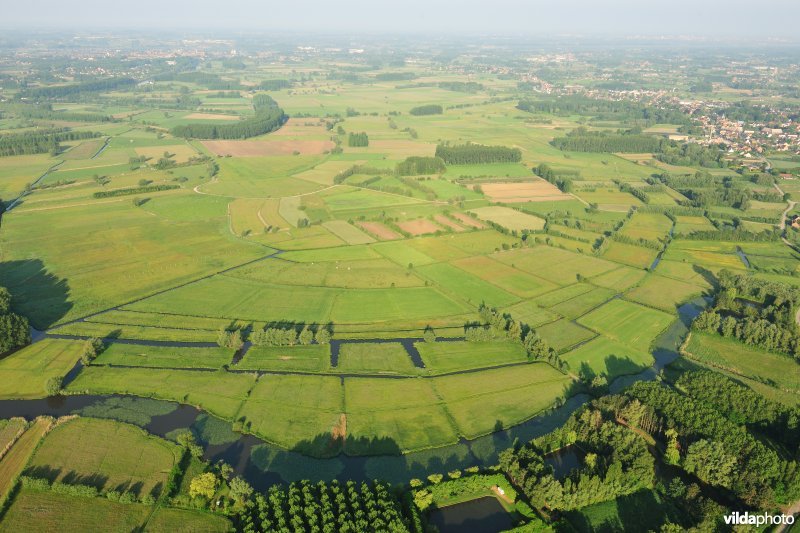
[408,104,442,116]
[692,271,800,360]
[395,156,446,176]
[236,480,410,533]
[347,131,369,147]
[0,287,30,355]
[435,143,522,164]
[0,129,100,157]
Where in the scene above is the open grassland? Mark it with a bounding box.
[418,262,519,307]
[494,246,618,285]
[52,321,216,343]
[26,417,179,497]
[468,206,545,231]
[625,274,706,312]
[237,375,344,456]
[589,265,647,291]
[0,340,82,399]
[674,215,716,235]
[536,319,597,353]
[618,212,673,242]
[0,487,153,533]
[0,199,265,327]
[684,333,800,392]
[578,299,674,351]
[602,241,658,269]
[322,220,376,244]
[0,153,56,199]
[0,418,52,505]
[146,507,232,533]
[451,255,557,298]
[335,343,418,375]
[202,139,334,157]
[548,286,617,319]
[94,343,233,369]
[432,364,572,439]
[344,378,457,454]
[562,336,653,380]
[67,367,256,420]
[0,419,27,459]
[234,345,329,372]
[662,240,745,273]
[416,340,528,374]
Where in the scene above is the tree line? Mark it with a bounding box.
[18,77,136,100]
[347,132,369,147]
[408,105,442,116]
[395,156,446,176]
[0,129,100,157]
[435,143,522,165]
[550,127,665,153]
[93,184,179,199]
[0,287,29,355]
[172,94,286,139]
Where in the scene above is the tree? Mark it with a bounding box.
[189,472,218,500]
[423,326,436,343]
[217,461,234,481]
[664,428,681,465]
[315,328,331,345]
[229,476,253,504]
[45,376,62,396]
[298,327,313,345]
[683,439,737,488]
[412,489,433,510]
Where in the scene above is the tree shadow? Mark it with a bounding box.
[0,259,72,330]
[692,264,718,291]
[22,465,62,482]
[60,470,110,491]
[604,354,644,379]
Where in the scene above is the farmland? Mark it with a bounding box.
[1,33,798,532]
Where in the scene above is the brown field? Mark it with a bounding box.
[184,112,240,121]
[478,180,568,202]
[270,118,329,137]
[452,212,485,228]
[201,139,335,157]
[397,219,442,236]
[434,215,465,232]
[357,221,402,240]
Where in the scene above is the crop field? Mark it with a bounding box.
[418,262,520,307]
[451,255,557,298]
[478,180,569,202]
[468,206,546,231]
[536,319,597,352]
[322,220,376,244]
[357,221,402,240]
[578,299,674,351]
[397,218,443,236]
[202,139,334,157]
[495,246,618,285]
[601,241,658,269]
[25,418,180,497]
[618,212,673,242]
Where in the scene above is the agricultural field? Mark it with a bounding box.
[25,417,180,497]
[3,38,797,523]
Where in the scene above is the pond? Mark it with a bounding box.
[544,445,584,480]
[428,496,514,533]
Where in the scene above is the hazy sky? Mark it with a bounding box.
[4,0,800,38]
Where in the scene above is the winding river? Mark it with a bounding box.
[0,299,705,490]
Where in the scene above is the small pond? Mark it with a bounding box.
[428,496,514,533]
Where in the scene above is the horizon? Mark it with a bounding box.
[4,0,800,40]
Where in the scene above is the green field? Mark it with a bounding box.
[95,343,233,369]
[562,336,653,379]
[0,488,153,533]
[335,342,418,375]
[25,417,180,497]
[578,299,674,352]
[235,344,330,372]
[416,340,528,374]
[684,332,800,392]
[0,339,82,399]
